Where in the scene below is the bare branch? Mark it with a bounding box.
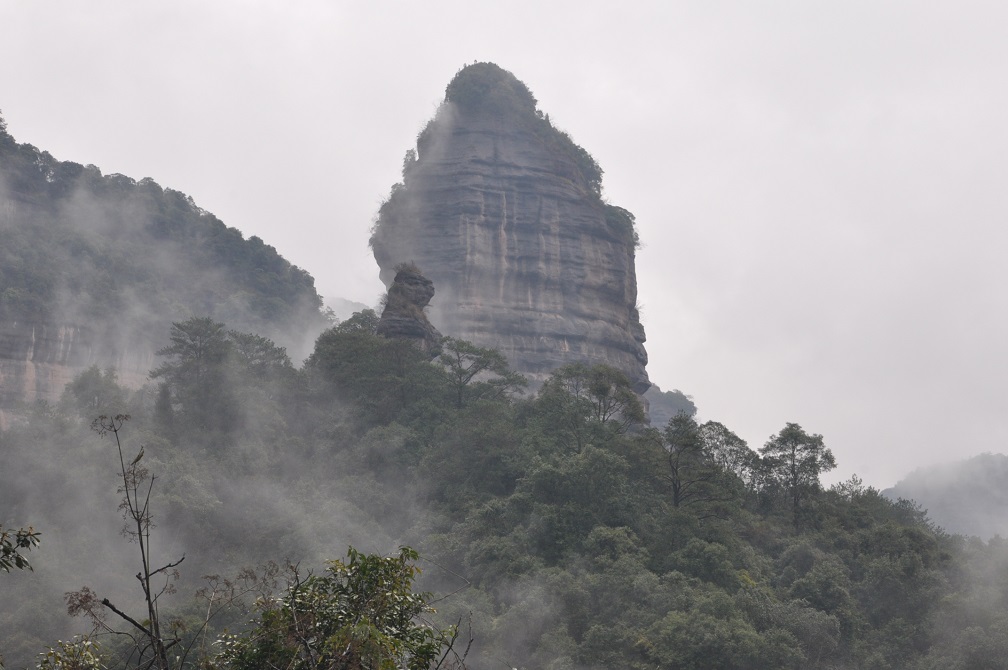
[100,598,150,637]
[150,555,186,579]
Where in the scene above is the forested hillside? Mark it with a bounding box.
[0,111,326,368]
[4,312,1008,669]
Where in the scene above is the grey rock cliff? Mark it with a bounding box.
[376,265,442,355]
[370,63,649,391]
[0,322,153,427]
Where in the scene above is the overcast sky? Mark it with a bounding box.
[3,1,1007,487]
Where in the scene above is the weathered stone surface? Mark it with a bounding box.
[0,321,153,427]
[371,63,649,392]
[376,265,442,355]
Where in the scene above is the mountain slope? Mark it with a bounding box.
[0,112,327,412]
[885,452,1008,538]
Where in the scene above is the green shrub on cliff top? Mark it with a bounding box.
[443,62,604,197]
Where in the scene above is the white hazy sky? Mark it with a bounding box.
[3,1,1007,488]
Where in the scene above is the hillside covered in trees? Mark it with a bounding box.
[0,111,327,396]
[3,311,1008,669]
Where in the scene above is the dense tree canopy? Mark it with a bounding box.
[0,119,326,358]
[215,547,465,670]
[2,313,1006,669]
[437,337,527,409]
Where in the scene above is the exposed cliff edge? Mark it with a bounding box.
[370,63,649,392]
[0,322,154,420]
[376,264,442,355]
[0,113,327,417]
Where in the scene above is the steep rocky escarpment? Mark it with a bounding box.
[370,63,649,391]
[0,323,153,422]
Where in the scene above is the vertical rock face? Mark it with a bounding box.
[370,63,649,392]
[0,322,154,426]
[376,264,443,355]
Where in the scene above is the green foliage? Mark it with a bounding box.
[437,336,526,409]
[334,308,381,334]
[444,62,538,116]
[306,315,439,427]
[35,636,105,670]
[0,525,40,573]
[0,122,325,351]
[533,362,645,452]
[218,547,462,670]
[148,317,301,444]
[420,400,527,506]
[701,421,757,487]
[151,317,237,433]
[638,608,803,670]
[604,204,639,247]
[9,315,1008,669]
[228,331,292,377]
[441,63,603,197]
[760,423,837,524]
[61,367,127,420]
[661,413,728,511]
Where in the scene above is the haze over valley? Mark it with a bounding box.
[5,2,1008,487]
[4,4,1008,669]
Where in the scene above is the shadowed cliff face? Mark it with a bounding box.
[370,63,649,392]
[376,266,442,355]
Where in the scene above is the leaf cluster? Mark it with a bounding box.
[0,525,40,573]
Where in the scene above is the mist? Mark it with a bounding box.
[5,2,1008,487]
[0,344,434,667]
[5,3,1008,668]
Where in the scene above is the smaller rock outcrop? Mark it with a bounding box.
[376,264,442,354]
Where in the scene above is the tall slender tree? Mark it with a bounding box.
[760,423,836,525]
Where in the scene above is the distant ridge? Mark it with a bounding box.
[884,452,1008,538]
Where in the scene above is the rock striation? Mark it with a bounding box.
[376,264,442,355]
[370,63,649,392]
[0,322,154,426]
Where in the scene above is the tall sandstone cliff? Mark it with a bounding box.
[371,63,649,392]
